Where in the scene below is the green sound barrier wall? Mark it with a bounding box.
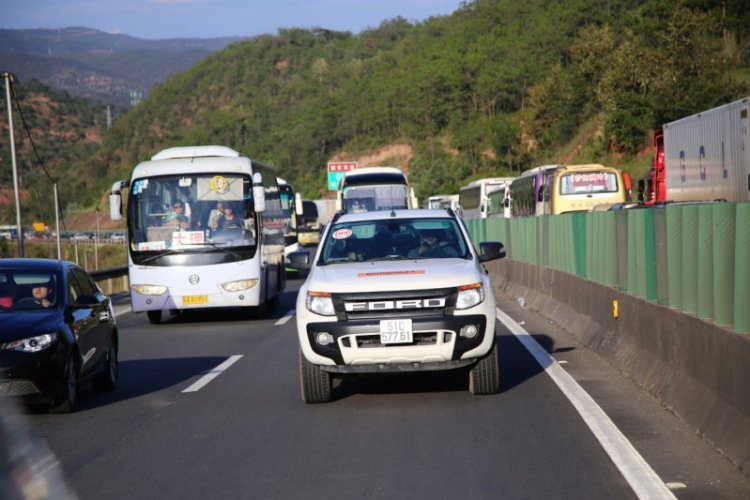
[473,202,750,333]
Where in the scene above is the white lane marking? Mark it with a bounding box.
[275,309,296,326]
[496,307,676,500]
[182,355,243,393]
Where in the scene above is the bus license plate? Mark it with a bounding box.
[182,295,208,305]
[380,319,413,345]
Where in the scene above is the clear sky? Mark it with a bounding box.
[4,0,464,40]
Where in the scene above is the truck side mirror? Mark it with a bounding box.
[637,179,646,202]
[253,173,267,213]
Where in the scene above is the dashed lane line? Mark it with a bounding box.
[275,309,296,326]
[182,355,244,393]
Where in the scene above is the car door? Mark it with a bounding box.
[68,268,108,377]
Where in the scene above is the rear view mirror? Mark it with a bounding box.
[253,173,266,213]
[295,193,303,215]
[109,194,122,221]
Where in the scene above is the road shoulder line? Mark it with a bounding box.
[496,307,676,500]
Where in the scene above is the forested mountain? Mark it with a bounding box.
[0,27,245,107]
[3,0,750,220]
[0,79,115,223]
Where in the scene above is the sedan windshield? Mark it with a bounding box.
[320,218,468,265]
[0,272,59,311]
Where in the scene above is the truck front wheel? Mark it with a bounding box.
[300,349,332,404]
[469,341,500,395]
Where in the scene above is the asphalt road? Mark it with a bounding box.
[18,276,750,499]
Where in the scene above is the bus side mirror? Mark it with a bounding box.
[335,197,343,211]
[109,180,129,221]
[110,194,122,221]
[295,192,303,215]
[253,173,266,213]
[410,188,418,210]
[537,185,544,203]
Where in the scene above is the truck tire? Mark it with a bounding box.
[147,310,162,324]
[469,341,500,395]
[300,349,332,404]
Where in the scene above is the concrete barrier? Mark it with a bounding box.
[486,258,750,474]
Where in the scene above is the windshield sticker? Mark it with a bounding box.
[138,241,167,251]
[210,175,231,194]
[357,270,426,277]
[173,231,205,247]
[332,228,353,240]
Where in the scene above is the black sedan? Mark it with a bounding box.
[0,259,118,413]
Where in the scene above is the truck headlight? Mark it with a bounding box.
[3,333,58,353]
[306,291,335,316]
[221,279,259,292]
[132,285,167,295]
[456,283,484,310]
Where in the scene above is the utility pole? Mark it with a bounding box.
[2,71,23,257]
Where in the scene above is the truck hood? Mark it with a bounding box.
[310,258,481,293]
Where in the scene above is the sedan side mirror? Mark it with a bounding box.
[73,293,99,307]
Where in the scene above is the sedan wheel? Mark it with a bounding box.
[50,356,78,414]
[93,337,118,391]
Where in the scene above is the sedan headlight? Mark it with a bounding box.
[132,285,167,295]
[456,283,484,310]
[306,291,335,316]
[221,279,259,292]
[3,333,58,353]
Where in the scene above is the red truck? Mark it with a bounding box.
[639,97,750,204]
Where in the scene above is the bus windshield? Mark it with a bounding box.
[559,172,619,194]
[343,184,408,212]
[128,173,257,253]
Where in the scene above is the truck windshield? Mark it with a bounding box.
[319,217,468,264]
[128,173,257,253]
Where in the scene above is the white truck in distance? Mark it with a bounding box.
[287,208,507,403]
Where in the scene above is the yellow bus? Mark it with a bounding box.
[549,164,629,215]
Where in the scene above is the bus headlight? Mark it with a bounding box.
[306,291,335,316]
[132,285,168,295]
[221,279,259,292]
[456,283,484,310]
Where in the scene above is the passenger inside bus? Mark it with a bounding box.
[164,200,191,229]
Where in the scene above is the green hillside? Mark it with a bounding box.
[4,0,750,218]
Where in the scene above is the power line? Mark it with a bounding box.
[8,78,69,236]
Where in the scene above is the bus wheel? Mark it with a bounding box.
[147,310,162,324]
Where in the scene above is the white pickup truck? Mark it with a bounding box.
[288,208,507,403]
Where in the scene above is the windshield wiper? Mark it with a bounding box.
[141,249,183,264]
[366,255,411,262]
[192,241,241,259]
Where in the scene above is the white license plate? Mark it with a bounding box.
[379,319,413,344]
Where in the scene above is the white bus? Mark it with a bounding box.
[458,177,515,220]
[335,167,419,213]
[109,145,285,323]
[426,194,459,211]
[277,177,304,257]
